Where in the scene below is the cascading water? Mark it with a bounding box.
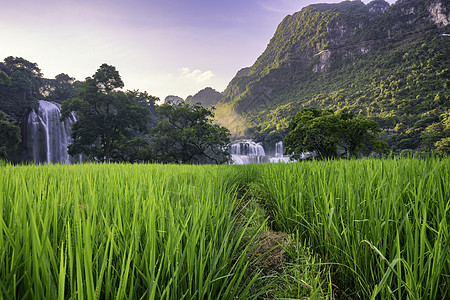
[26,100,79,164]
[230,140,290,164]
[275,141,284,157]
[230,140,265,156]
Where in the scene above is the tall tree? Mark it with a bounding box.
[0,110,21,160]
[127,90,158,128]
[151,103,231,164]
[284,107,386,159]
[43,73,81,103]
[0,57,43,124]
[284,107,342,159]
[109,91,159,163]
[338,109,385,158]
[60,64,150,162]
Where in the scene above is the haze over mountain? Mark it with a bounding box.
[164,95,184,105]
[185,87,223,108]
[212,0,449,152]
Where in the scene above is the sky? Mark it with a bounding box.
[0,0,396,101]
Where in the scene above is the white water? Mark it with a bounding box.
[230,140,290,164]
[26,100,79,164]
[275,141,284,157]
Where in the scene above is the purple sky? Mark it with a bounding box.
[1,0,396,100]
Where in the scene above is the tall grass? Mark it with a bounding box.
[0,163,264,299]
[3,158,448,299]
[257,158,450,299]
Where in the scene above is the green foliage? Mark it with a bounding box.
[128,90,158,129]
[284,107,386,159]
[92,63,124,94]
[249,5,341,77]
[0,110,21,160]
[219,0,450,154]
[111,137,154,163]
[257,158,450,299]
[0,56,42,125]
[0,70,10,86]
[435,137,450,156]
[342,110,388,157]
[151,103,231,164]
[248,31,449,142]
[0,163,265,299]
[61,64,150,162]
[43,73,82,103]
[284,107,341,159]
[2,157,449,298]
[420,111,450,152]
[394,122,407,133]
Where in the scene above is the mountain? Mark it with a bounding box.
[214,0,450,151]
[185,87,223,107]
[164,95,184,105]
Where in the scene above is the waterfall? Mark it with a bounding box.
[275,141,284,157]
[26,100,78,164]
[230,140,265,156]
[230,140,290,164]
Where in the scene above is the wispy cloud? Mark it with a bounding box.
[179,67,215,82]
[259,2,289,14]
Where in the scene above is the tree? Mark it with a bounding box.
[111,137,154,163]
[151,103,231,164]
[339,109,386,158]
[0,57,43,124]
[60,64,150,162]
[0,110,21,160]
[284,107,386,159]
[43,73,81,103]
[92,63,123,94]
[421,111,450,154]
[421,122,446,149]
[108,91,159,163]
[284,107,342,159]
[0,70,10,85]
[435,137,450,157]
[128,90,158,128]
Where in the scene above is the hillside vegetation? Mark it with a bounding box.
[215,0,450,153]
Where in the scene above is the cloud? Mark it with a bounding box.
[258,0,298,14]
[179,67,215,82]
[259,2,288,13]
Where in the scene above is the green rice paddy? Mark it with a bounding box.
[1,158,449,299]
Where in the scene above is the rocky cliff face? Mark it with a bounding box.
[429,0,450,26]
[215,0,450,138]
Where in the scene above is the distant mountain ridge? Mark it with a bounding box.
[185,87,223,108]
[164,95,184,105]
[212,0,449,149]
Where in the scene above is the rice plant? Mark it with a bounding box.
[257,158,450,299]
[0,163,265,299]
[3,158,447,299]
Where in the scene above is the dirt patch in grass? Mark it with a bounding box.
[250,230,290,274]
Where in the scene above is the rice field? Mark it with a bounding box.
[1,158,449,299]
[256,158,450,299]
[0,163,264,299]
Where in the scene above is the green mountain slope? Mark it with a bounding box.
[215,0,450,152]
